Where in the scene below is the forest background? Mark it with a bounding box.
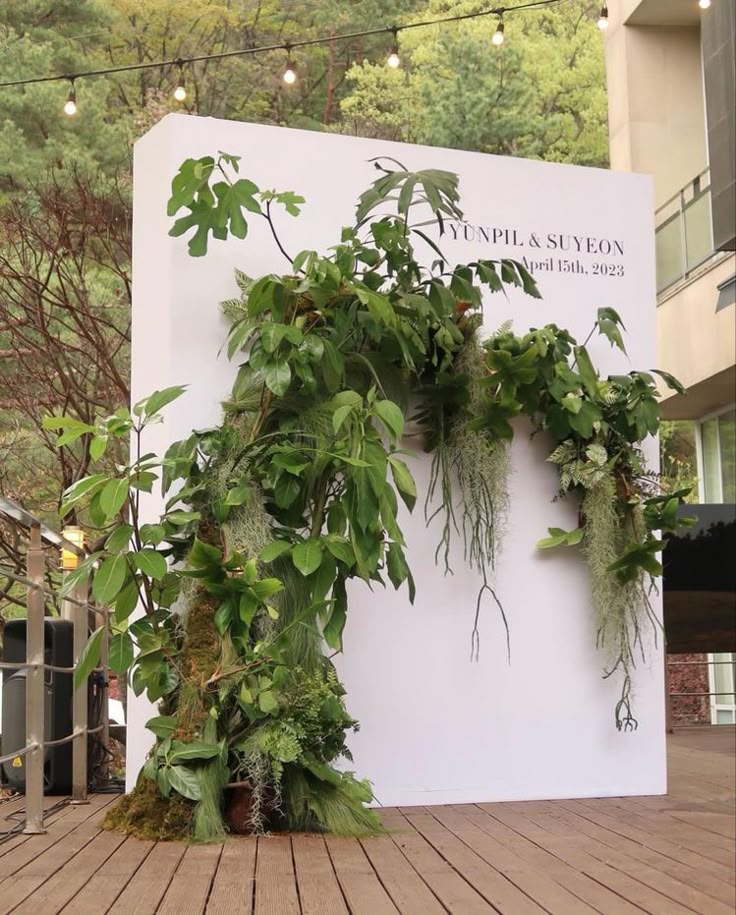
[0,0,694,617]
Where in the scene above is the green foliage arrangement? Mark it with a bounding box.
[479,323,690,729]
[46,150,687,841]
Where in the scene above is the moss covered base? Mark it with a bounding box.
[104,779,194,841]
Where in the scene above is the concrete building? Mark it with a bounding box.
[604,0,735,725]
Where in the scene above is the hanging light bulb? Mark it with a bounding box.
[282,45,297,86]
[63,79,77,116]
[173,60,187,101]
[698,0,711,8]
[387,28,401,68]
[598,5,609,29]
[492,18,505,46]
[283,61,297,85]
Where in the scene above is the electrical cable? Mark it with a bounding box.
[0,0,571,91]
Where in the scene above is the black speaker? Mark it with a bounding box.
[1,618,74,792]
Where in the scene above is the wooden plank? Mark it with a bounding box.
[325,836,399,915]
[577,793,736,849]
[0,794,114,879]
[460,806,645,915]
[556,799,736,885]
[10,829,126,915]
[477,804,697,915]
[600,796,736,854]
[359,834,446,915]
[665,810,736,839]
[291,834,347,915]
[0,795,87,862]
[381,810,494,914]
[535,802,736,908]
[254,836,300,915]
[108,841,187,915]
[526,805,735,915]
[62,836,154,914]
[402,807,547,915]
[426,805,597,915]
[206,838,256,915]
[157,843,222,915]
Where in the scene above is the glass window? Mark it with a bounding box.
[701,417,721,502]
[718,410,736,503]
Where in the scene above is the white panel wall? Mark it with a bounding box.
[129,113,665,802]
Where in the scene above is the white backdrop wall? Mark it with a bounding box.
[128,113,665,802]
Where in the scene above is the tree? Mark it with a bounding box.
[340,0,609,166]
[0,174,131,514]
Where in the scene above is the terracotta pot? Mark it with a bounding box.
[224,781,275,834]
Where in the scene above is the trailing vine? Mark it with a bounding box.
[480,323,690,729]
[46,151,689,842]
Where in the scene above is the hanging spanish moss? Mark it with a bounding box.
[581,476,660,731]
[426,333,511,660]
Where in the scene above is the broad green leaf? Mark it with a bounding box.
[140,523,166,545]
[332,404,354,435]
[311,553,337,603]
[114,579,140,622]
[100,478,129,518]
[158,766,172,798]
[652,369,686,395]
[387,455,417,511]
[146,715,177,738]
[167,764,202,801]
[89,435,108,461]
[251,578,284,601]
[225,482,252,506]
[261,323,287,353]
[323,536,355,567]
[134,386,187,418]
[60,474,109,515]
[597,313,627,353]
[169,741,221,762]
[322,339,344,391]
[59,552,102,598]
[374,400,404,441]
[260,541,293,562]
[73,627,105,687]
[561,393,582,415]
[166,510,201,526]
[133,549,168,581]
[263,357,292,396]
[575,346,599,399]
[323,577,347,651]
[292,539,323,576]
[537,527,585,549]
[108,632,134,674]
[105,524,133,553]
[92,554,127,604]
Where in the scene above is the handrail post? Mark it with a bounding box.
[23,523,46,834]
[71,579,89,803]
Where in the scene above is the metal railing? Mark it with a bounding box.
[655,169,716,295]
[0,498,108,834]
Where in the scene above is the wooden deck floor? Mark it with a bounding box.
[1,728,734,914]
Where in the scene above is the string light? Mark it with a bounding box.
[387,28,401,68]
[282,47,297,86]
[173,60,187,101]
[1,1,577,112]
[63,79,77,116]
[597,5,609,29]
[698,0,711,8]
